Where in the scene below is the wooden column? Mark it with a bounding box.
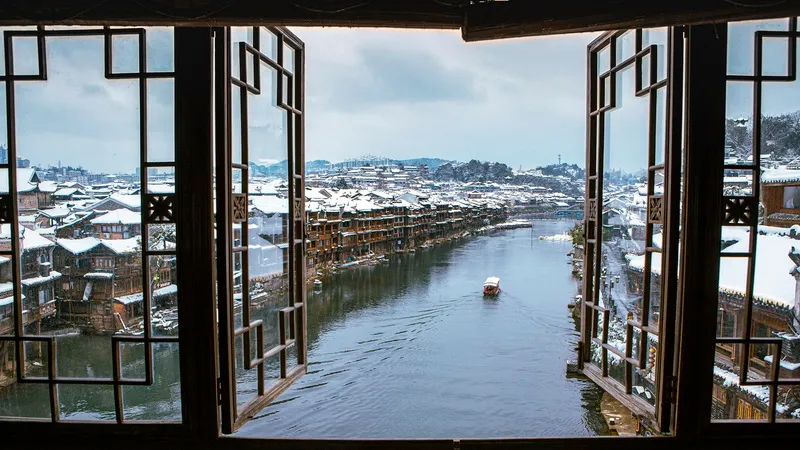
[674,23,727,438]
[174,27,219,439]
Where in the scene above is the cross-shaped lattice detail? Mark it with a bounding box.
[232,194,247,223]
[587,199,597,221]
[722,197,757,226]
[648,195,664,224]
[145,194,175,223]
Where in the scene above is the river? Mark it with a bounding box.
[0,220,607,437]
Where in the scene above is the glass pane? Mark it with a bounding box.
[0,27,180,423]
[716,17,800,423]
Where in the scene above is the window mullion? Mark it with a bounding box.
[174,27,219,438]
[674,23,728,437]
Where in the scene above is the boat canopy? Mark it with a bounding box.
[484,277,500,287]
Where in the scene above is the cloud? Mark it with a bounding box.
[295,28,597,169]
[4,26,602,173]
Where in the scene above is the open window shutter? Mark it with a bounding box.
[215,26,307,435]
[578,28,683,433]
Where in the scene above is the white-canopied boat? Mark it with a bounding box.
[483,277,501,296]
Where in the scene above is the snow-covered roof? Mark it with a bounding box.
[101,236,140,255]
[54,188,81,197]
[251,196,288,215]
[720,234,798,308]
[38,181,58,193]
[90,209,141,225]
[762,168,800,185]
[56,237,102,255]
[115,283,177,305]
[0,168,38,194]
[0,226,54,251]
[20,271,61,287]
[84,272,114,279]
[39,208,71,219]
[57,236,140,255]
[146,184,173,194]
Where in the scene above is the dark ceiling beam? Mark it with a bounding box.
[0,0,462,29]
[462,0,800,41]
[2,0,800,38]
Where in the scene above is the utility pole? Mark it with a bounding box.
[558,154,562,165]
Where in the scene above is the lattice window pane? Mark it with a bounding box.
[714,16,800,424]
[218,26,307,434]
[0,26,180,424]
[583,28,675,426]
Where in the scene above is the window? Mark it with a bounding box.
[580,27,679,431]
[214,27,307,434]
[713,383,727,404]
[1,12,799,447]
[0,25,181,424]
[712,16,800,424]
[783,186,800,208]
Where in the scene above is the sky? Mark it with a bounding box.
[0,26,596,174]
[3,21,799,175]
[294,28,595,170]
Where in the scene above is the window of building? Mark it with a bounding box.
[713,383,727,404]
[783,186,800,208]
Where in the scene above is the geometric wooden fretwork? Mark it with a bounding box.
[293,199,303,221]
[587,199,598,221]
[232,193,247,223]
[722,196,757,226]
[648,195,664,224]
[0,195,11,223]
[145,194,175,223]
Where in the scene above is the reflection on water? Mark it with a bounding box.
[0,221,607,437]
[238,221,608,438]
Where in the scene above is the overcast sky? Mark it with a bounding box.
[294,28,595,170]
[5,22,798,175]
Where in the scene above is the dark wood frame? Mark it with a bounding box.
[0,5,797,449]
[215,25,308,435]
[580,27,682,432]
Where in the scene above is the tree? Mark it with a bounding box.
[334,177,349,189]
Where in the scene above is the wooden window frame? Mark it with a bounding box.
[0,11,797,450]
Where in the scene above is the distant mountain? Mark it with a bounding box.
[306,160,331,172]
[250,157,456,176]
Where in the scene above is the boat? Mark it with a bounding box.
[313,279,323,288]
[483,277,501,296]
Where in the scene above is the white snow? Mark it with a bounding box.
[115,283,177,305]
[0,168,38,194]
[90,209,141,225]
[713,365,789,414]
[539,233,572,242]
[39,208,71,219]
[764,355,800,371]
[57,237,102,255]
[762,168,800,184]
[84,272,114,279]
[720,234,797,308]
[251,196,288,215]
[0,226,55,250]
[101,236,140,255]
[20,271,62,287]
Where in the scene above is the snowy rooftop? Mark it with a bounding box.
[0,226,55,251]
[762,168,800,185]
[90,209,141,225]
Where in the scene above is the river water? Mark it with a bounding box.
[0,220,607,437]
